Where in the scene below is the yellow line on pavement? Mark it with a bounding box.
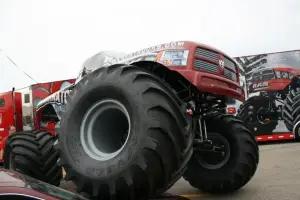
[180,193,209,198]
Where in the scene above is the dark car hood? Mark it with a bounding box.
[0,168,87,200]
[0,169,189,200]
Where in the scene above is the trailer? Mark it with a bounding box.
[234,49,300,142]
[0,79,75,163]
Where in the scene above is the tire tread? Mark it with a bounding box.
[184,114,259,193]
[282,88,300,133]
[4,130,62,186]
[56,64,193,199]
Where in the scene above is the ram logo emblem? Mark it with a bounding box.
[219,60,225,69]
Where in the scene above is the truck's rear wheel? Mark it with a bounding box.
[282,88,300,139]
[3,130,62,186]
[184,114,259,193]
[56,64,193,200]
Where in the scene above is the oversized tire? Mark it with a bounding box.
[55,64,193,199]
[184,114,259,193]
[293,121,300,142]
[282,87,300,140]
[3,130,62,186]
[237,96,278,134]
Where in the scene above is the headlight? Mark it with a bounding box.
[157,50,189,66]
[275,70,293,79]
[240,80,244,88]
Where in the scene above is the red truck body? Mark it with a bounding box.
[248,66,300,93]
[0,79,75,162]
[0,92,22,139]
[113,41,245,102]
[167,42,244,101]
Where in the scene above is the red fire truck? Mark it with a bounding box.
[0,79,75,163]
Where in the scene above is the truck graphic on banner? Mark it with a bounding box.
[234,50,300,142]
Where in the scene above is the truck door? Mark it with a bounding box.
[0,92,14,140]
[0,92,14,161]
[0,91,22,139]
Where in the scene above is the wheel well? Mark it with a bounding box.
[132,61,195,101]
[38,104,60,123]
[132,61,228,113]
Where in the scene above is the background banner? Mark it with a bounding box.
[233,50,300,136]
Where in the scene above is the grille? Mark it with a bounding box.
[195,47,238,82]
[252,69,275,82]
[194,59,218,73]
[195,48,218,62]
[224,69,237,82]
[224,57,236,72]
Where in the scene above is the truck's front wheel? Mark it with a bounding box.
[56,64,193,200]
[184,114,259,193]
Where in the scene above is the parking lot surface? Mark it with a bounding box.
[59,141,300,199]
[167,141,300,200]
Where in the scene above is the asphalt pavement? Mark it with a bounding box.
[168,141,300,200]
[60,141,300,200]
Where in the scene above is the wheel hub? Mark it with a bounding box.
[80,99,131,161]
[194,133,230,170]
[257,107,271,124]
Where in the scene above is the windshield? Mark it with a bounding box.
[76,51,126,83]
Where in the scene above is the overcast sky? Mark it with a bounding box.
[0,0,299,92]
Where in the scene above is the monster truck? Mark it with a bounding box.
[237,65,300,140]
[4,41,259,199]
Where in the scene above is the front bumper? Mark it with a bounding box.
[175,70,245,102]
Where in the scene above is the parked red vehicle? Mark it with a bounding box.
[0,79,75,163]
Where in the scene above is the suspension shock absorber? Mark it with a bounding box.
[198,116,209,141]
[198,116,203,143]
[187,99,212,145]
[202,117,208,141]
[195,116,212,147]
